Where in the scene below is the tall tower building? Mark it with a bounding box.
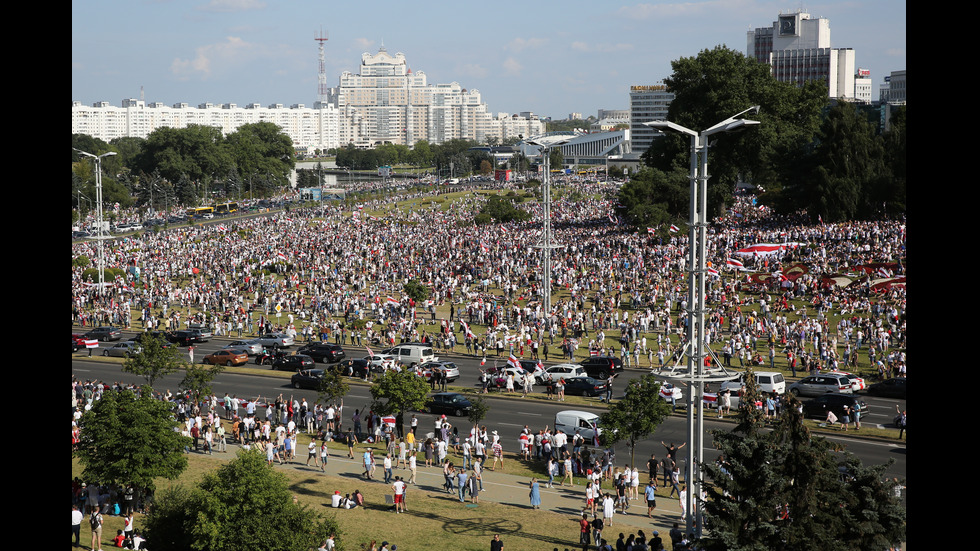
[629,84,674,153]
[747,11,855,100]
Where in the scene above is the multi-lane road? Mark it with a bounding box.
[71,332,906,481]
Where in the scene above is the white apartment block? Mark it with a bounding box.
[72,46,541,151]
[72,99,341,153]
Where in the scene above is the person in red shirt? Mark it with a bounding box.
[579,513,591,547]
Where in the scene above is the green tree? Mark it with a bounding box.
[640,46,826,219]
[123,333,185,388]
[74,388,190,493]
[786,102,887,222]
[317,367,350,404]
[133,125,232,185]
[403,279,431,302]
[598,374,671,467]
[466,396,490,428]
[618,167,688,229]
[370,370,430,435]
[699,372,906,551]
[144,449,339,551]
[179,362,225,403]
[476,194,531,224]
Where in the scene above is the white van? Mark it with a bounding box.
[720,371,787,395]
[381,343,437,367]
[554,410,603,441]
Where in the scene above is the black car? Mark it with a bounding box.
[129,331,176,349]
[297,342,346,363]
[291,369,325,390]
[272,354,315,371]
[549,376,608,397]
[801,394,868,420]
[866,378,906,399]
[579,356,624,379]
[84,327,122,342]
[334,358,373,378]
[423,392,473,417]
[166,329,210,346]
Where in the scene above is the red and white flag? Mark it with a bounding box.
[669,224,679,233]
[707,267,719,277]
[365,344,374,357]
[507,354,520,369]
[386,297,400,307]
[647,227,654,234]
[726,258,744,269]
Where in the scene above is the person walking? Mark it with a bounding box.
[89,506,104,551]
[529,478,541,509]
[644,479,658,518]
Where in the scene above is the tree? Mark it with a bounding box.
[133,125,232,185]
[370,370,430,435]
[144,449,339,551]
[317,367,350,404]
[618,167,688,229]
[123,333,185,388]
[74,389,190,493]
[638,46,826,219]
[598,374,672,467]
[699,370,906,551]
[466,396,490,429]
[403,279,431,302]
[179,362,225,403]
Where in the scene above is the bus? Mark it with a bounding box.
[214,201,239,214]
[186,206,215,218]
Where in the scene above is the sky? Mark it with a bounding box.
[72,0,906,120]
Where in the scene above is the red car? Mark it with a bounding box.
[203,349,249,366]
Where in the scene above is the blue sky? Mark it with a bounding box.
[72,0,906,119]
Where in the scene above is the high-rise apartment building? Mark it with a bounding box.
[72,46,543,151]
[629,84,674,153]
[747,11,856,99]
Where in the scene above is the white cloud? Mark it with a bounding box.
[502,57,522,76]
[507,37,547,52]
[457,63,488,79]
[354,38,375,50]
[197,0,266,13]
[171,36,252,79]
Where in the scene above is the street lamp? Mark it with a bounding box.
[644,106,759,539]
[73,149,117,296]
[522,135,571,340]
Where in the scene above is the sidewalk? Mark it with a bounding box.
[202,437,681,534]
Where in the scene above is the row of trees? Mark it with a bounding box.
[334,138,496,178]
[619,46,906,226]
[72,122,295,216]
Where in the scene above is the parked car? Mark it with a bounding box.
[291,369,325,390]
[548,376,608,397]
[103,341,141,358]
[129,331,176,349]
[85,327,122,342]
[801,394,868,420]
[720,371,787,396]
[579,356,624,379]
[788,374,854,397]
[297,342,346,363]
[423,392,473,417]
[866,377,907,399]
[364,354,398,371]
[380,344,437,367]
[271,354,315,371]
[834,371,866,391]
[203,349,249,366]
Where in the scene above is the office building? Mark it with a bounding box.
[629,84,674,153]
[747,11,856,99]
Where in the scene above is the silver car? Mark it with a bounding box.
[103,341,142,358]
[229,339,264,355]
[788,374,854,397]
[256,333,295,348]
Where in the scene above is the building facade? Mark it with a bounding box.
[747,11,856,99]
[629,84,674,153]
[72,46,542,151]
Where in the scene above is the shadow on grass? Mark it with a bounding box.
[390,506,574,547]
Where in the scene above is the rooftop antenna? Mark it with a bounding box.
[315,28,329,103]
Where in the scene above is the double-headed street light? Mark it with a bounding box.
[644,106,759,538]
[74,149,118,296]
